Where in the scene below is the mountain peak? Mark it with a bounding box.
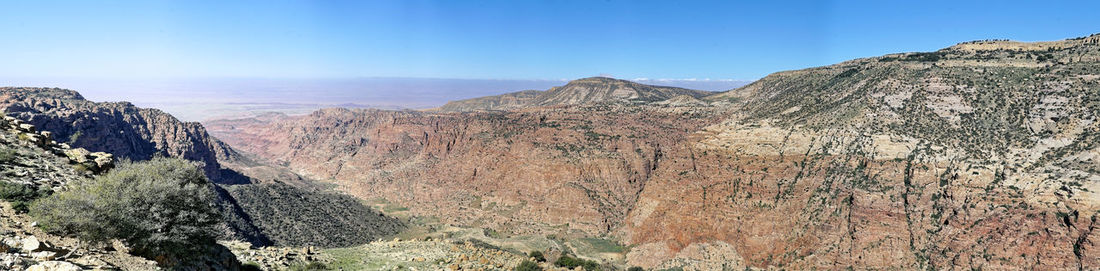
[437,77,713,112]
[533,77,710,106]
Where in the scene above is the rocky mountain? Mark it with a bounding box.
[206,104,725,239]
[0,88,404,250]
[437,77,713,112]
[437,89,543,112]
[207,34,1100,270]
[0,87,246,184]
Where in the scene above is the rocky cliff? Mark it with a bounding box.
[207,103,726,239]
[437,77,713,112]
[0,88,405,250]
[0,87,246,184]
[208,34,1100,270]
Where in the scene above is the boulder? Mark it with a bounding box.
[26,261,82,271]
[63,148,91,163]
[17,124,35,133]
[21,236,44,252]
[90,152,113,169]
[30,251,56,261]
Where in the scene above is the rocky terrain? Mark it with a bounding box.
[206,101,729,242]
[207,34,1100,270]
[0,89,406,253]
[437,77,713,112]
[0,116,207,270]
[0,87,245,184]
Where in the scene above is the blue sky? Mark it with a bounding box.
[2,0,1098,81]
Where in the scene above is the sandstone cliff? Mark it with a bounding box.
[208,34,1100,270]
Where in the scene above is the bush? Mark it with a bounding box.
[515,260,543,271]
[0,182,50,213]
[241,262,264,271]
[30,157,222,262]
[288,261,329,270]
[0,147,16,163]
[529,250,546,262]
[554,255,600,270]
[628,267,645,271]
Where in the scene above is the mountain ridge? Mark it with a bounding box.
[437,77,714,112]
[208,33,1100,270]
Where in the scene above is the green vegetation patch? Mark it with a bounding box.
[31,157,222,264]
[0,181,51,213]
[579,237,625,253]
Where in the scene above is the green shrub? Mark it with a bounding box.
[241,262,264,271]
[515,260,543,271]
[554,255,599,270]
[0,147,16,163]
[529,250,546,262]
[0,182,50,213]
[288,261,329,270]
[628,267,645,271]
[30,157,221,262]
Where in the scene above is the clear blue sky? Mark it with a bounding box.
[1,0,1098,80]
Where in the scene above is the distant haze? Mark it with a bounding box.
[0,77,750,121]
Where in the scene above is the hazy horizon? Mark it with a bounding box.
[0,76,751,121]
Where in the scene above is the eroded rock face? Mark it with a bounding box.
[0,87,245,184]
[625,34,1100,269]
[207,104,728,237]
[209,34,1100,270]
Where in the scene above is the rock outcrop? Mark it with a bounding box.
[0,87,245,184]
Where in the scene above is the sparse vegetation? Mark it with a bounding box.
[241,262,264,271]
[67,130,82,144]
[288,261,329,271]
[555,255,600,270]
[516,260,543,271]
[30,157,222,263]
[0,147,16,163]
[529,250,546,262]
[0,181,51,213]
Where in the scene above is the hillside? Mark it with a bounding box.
[438,89,543,112]
[0,117,221,270]
[0,88,405,250]
[208,34,1100,270]
[437,77,713,112]
[0,87,245,184]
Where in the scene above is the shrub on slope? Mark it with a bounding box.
[31,157,222,263]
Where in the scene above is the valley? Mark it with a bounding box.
[205,34,1100,270]
[1,34,1098,270]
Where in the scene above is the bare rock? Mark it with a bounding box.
[26,261,82,271]
[17,124,35,133]
[22,235,44,252]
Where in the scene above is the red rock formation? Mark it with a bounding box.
[207,34,1100,269]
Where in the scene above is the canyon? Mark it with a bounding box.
[205,34,1100,269]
